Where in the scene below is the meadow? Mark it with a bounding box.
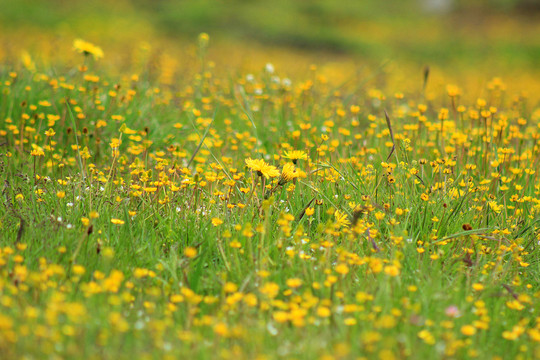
[0,1,539,359]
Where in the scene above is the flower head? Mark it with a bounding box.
[278,163,298,185]
[334,210,351,228]
[283,150,308,164]
[73,39,104,60]
[245,158,280,179]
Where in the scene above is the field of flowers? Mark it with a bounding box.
[1,1,540,359]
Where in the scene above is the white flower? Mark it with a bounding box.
[265,63,275,74]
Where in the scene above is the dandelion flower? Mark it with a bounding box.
[278,163,298,185]
[461,325,477,336]
[283,150,308,164]
[73,39,104,60]
[184,247,197,258]
[334,210,351,228]
[211,218,223,226]
[245,158,280,179]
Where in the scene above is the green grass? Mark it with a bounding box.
[0,1,539,358]
[0,43,539,358]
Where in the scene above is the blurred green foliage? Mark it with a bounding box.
[0,0,539,69]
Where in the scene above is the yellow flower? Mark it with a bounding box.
[317,306,331,317]
[211,217,223,226]
[334,210,351,228]
[73,265,86,275]
[184,247,197,258]
[273,311,289,323]
[279,162,298,184]
[30,146,45,156]
[111,218,125,225]
[223,282,237,293]
[384,265,400,277]
[245,158,280,179]
[472,283,484,291]
[286,278,302,288]
[461,325,477,336]
[73,39,104,60]
[198,33,209,48]
[283,150,307,164]
[335,263,349,275]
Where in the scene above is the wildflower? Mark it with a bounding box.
[223,282,237,293]
[384,265,400,277]
[73,265,85,275]
[184,247,197,258]
[335,263,349,275]
[212,217,223,226]
[111,218,125,225]
[461,325,477,336]
[278,163,298,185]
[417,330,435,344]
[73,39,104,60]
[198,33,209,48]
[273,311,289,323]
[472,283,484,291]
[334,210,351,228]
[286,278,302,288]
[245,158,280,179]
[30,147,45,156]
[265,63,275,74]
[317,307,331,317]
[283,150,308,164]
[260,282,280,298]
[445,305,461,318]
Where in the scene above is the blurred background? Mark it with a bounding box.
[1,0,539,97]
